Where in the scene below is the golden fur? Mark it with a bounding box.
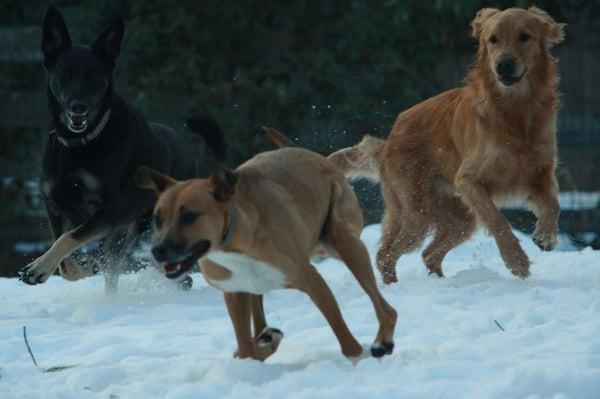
[329,7,564,283]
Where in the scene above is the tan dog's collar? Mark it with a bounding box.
[221,201,237,247]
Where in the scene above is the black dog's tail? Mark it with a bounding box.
[186,115,228,162]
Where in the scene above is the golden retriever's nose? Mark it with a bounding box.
[496,58,516,76]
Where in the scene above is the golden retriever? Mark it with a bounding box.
[328,7,565,283]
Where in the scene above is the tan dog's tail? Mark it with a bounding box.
[327,136,384,182]
[262,127,296,148]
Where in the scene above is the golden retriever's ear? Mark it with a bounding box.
[528,7,565,47]
[135,166,178,193]
[471,8,500,39]
[210,166,238,202]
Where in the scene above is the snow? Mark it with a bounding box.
[1,225,600,399]
[503,191,600,210]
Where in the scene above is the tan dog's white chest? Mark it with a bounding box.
[204,251,287,295]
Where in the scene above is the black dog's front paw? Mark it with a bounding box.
[19,260,53,285]
[176,275,193,291]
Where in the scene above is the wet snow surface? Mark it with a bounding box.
[1,225,600,399]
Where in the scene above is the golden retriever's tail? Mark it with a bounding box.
[327,135,384,182]
[262,126,296,148]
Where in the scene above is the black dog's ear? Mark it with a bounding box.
[135,166,178,194]
[41,7,72,70]
[92,14,124,62]
[210,166,238,202]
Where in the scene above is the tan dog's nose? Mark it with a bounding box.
[151,239,184,263]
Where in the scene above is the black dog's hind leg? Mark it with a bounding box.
[99,223,139,294]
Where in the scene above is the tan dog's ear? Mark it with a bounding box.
[471,8,500,39]
[210,166,238,202]
[135,166,178,193]
[529,6,565,46]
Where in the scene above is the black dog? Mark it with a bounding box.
[18,7,226,292]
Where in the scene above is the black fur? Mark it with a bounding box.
[27,7,227,290]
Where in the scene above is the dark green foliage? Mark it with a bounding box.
[3,0,597,164]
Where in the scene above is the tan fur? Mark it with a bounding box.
[328,7,563,283]
[138,130,397,361]
[328,135,385,182]
[263,126,296,147]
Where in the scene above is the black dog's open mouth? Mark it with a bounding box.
[162,240,211,280]
[67,113,88,133]
[499,69,527,87]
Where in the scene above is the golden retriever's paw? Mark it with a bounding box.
[510,264,530,279]
[377,264,398,284]
[504,248,531,279]
[382,273,398,284]
[427,266,444,278]
[532,229,558,252]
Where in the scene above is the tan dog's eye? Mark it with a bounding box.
[179,211,199,225]
[489,35,498,44]
[153,213,163,229]
[518,33,530,42]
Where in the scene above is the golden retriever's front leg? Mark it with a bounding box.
[455,175,530,278]
[527,173,560,251]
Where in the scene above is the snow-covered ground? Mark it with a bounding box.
[1,225,600,399]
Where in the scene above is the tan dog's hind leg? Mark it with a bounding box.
[326,184,397,357]
[225,292,283,361]
[455,176,530,277]
[296,264,364,358]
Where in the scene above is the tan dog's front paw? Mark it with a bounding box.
[532,227,558,252]
[256,327,284,351]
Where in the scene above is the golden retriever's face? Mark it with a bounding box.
[472,7,565,88]
[134,166,238,279]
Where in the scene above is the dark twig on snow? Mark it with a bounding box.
[494,320,505,331]
[22,326,77,373]
[23,326,39,367]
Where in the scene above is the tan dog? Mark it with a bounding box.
[329,7,564,284]
[135,128,397,360]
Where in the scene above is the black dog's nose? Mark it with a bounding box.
[151,240,183,262]
[496,58,516,76]
[69,100,88,115]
